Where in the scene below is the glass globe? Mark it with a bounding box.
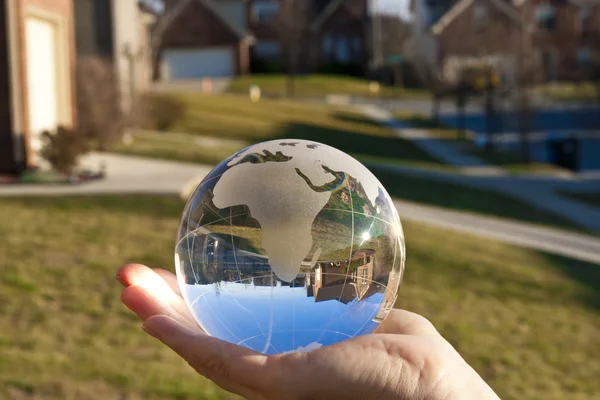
[175,139,405,355]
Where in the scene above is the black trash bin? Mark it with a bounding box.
[551,135,580,172]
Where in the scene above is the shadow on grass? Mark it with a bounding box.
[368,166,581,231]
[545,253,600,310]
[332,112,388,129]
[275,122,441,164]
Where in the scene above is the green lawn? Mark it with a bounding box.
[113,132,250,166]
[228,74,428,99]
[0,196,598,400]
[115,94,441,166]
[370,166,580,231]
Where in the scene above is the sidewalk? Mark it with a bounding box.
[395,199,600,265]
[0,152,212,198]
[360,105,506,175]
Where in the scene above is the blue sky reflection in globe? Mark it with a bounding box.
[176,139,405,355]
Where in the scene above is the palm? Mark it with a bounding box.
[117,264,498,400]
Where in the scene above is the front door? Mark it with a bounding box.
[25,16,59,164]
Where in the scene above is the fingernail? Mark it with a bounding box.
[142,323,158,338]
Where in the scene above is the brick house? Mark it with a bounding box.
[249,0,370,74]
[515,0,600,81]
[407,0,523,86]
[408,0,600,85]
[0,0,77,174]
[434,0,524,86]
[74,0,156,112]
[155,0,253,80]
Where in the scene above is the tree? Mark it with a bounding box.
[279,0,310,97]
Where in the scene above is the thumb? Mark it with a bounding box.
[142,315,278,399]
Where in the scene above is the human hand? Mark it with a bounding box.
[117,264,499,400]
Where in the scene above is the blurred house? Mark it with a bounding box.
[155,0,253,80]
[407,0,600,86]
[249,0,370,75]
[74,0,156,113]
[407,0,522,87]
[153,0,370,80]
[0,0,77,174]
[515,0,600,81]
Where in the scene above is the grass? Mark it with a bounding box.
[113,94,441,166]
[370,167,581,231]
[19,170,66,184]
[393,111,568,175]
[113,131,249,166]
[537,81,599,102]
[0,195,598,400]
[469,147,569,175]
[557,191,600,208]
[228,74,429,99]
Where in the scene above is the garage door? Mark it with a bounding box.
[25,17,59,159]
[163,47,234,80]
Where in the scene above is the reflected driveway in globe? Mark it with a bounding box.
[175,139,405,355]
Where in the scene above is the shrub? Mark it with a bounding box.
[76,57,125,150]
[140,93,186,131]
[40,126,89,174]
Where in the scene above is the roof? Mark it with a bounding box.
[310,0,364,32]
[432,0,523,35]
[153,0,254,47]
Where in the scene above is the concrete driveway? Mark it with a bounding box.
[0,152,212,198]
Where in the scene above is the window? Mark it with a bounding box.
[361,268,369,284]
[252,0,278,23]
[353,37,362,55]
[254,41,280,60]
[580,6,592,31]
[323,35,334,55]
[535,4,556,32]
[336,37,350,63]
[578,48,591,69]
[474,3,488,28]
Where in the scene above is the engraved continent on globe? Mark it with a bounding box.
[176,139,405,355]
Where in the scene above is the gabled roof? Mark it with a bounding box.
[153,0,254,45]
[310,0,364,32]
[432,0,522,35]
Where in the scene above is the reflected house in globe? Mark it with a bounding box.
[374,262,401,322]
[307,249,377,304]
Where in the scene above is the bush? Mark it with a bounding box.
[40,126,89,174]
[76,57,124,150]
[139,93,186,131]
